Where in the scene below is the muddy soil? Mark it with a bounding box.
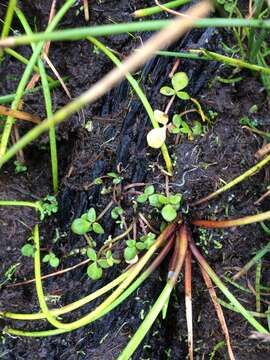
[1,1,270,359]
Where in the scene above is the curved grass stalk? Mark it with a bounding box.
[3,18,270,48]
[118,225,188,359]
[133,0,191,17]
[33,223,176,331]
[0,1,210,169]
[191,209,270,228]
[0,200,41,211]
[191,152,270,206]
[16,8,59,193]
[0,0,75,157]
[4,228,175,337]
[1,0,16,40]
[88,36,172,174]
[189,239,269,334]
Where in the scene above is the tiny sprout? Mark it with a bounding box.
[111,206,124,220]
[39,195,58,220]
[160,72,190,100]
[147,126,167,149]
[14,160,27,174]
[71,207,104,235]
[87,262,103,280]
[137,185,155,203]
[161,204,177,222]
[21,243,35,257]
[107,172,123,184]
[154,109,169,125]
[42,253,60,268]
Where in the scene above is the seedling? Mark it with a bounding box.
[136,185,182,222]
[21,243,35,257]
[39,195,58,220]
[42,252,60,268]
[111,206,124,220]
[71,207,104,236]
[160,71,190,100]
[86,248,119,280]
[124,233,156,263]
[107,172,123,185]
[14,160,27,174]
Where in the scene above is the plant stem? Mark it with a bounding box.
[88,36,173,174]
[39,60,58,193]
[191,152,270,206]
[255,261,262,313]
[133,0,191,17]
[191,210,270,228]
[4,48,54,82]
[0,0,75,157]
[4,228,174,337]
[0,79,62,105]
[233,241,270,280]
[118,225,187,359]
[189,239,268,334]
[0,2,210,169]
[0,0,16,58]
[4,18,270,48]
[0,200,40,210]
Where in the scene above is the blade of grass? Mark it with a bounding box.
[118,225,188,360]
[0,0,16,58]
[191,210,270,228]
[4,228,175,336]
[185,248,193,360]
[255,261,262,313]
[0,0,75,157]
[88,36,172,175]
[133,0,191,17]
[4,18,270,48]
[0,80,63,105]
[233,241,270,280]
[218,298,267,318]
[0,1,211,169]
[191,151,270,206]
[189,239,268,333]
[199,265,235,360]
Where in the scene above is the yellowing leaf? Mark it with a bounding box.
[154,110,169,125]
[147,127,166,149]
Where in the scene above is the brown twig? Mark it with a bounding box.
[83,0,90,21]
[185,248,193,360]
[0,105,41,124]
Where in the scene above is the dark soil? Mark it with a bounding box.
[1,1,270,359]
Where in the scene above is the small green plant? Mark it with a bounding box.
[111,206,124,219]
[107,172,123,185]
[42,252,60,268]
[39,195,58,220]
[137,185,182,222]
[71,207,104,235]
[21,240,35,257]
[14,160,27,174]
[124,233,156,263]
[86,248,119,280]
[160,71,190,100]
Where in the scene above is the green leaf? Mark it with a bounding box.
[87,262,103,280]
[176,91,190,100]
[87,248,97,261]
[98,259,111,269]
[137,194,148,203]
[169,194,182,205]
[170,126,181,134]
[49,256,60,268]
[144,185,155,196]
[42,254,51,263]
[87,208,96,223]
[21,244,35,257]
[136,242,146,250]
[111,206,124,220]
[172,114,182,127]
[126,240,136,247]
[113,177,122,185]
[161,204,177,222]
[144,238,155,249]
[124,247,137,261]
[171,72,189,91]
[158,195,169,205]
[71,218,91,235]
[192,121,203,136]
[94,177,103,185]
[179,122,191,134]
[160,86,175,96]
[149,194,160,207]
[92,222,105,234]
